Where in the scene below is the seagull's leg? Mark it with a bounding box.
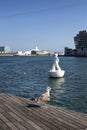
[44,103,48,108]
[41,102,48,108]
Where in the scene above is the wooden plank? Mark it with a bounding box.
[0,93,87,130]
[0,94,83,129]
[0,118,11,130]
[0,100,57,130]
[0,94,57,129]
[0,113,19,130]
[0,94,68,130]
[0,95,43,130]
[0,94,74,129]
[54,107,87,126]
[8,94,87,129]
[0,94,65,129]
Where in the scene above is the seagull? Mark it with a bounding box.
[35,87,51,108]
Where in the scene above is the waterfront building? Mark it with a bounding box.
[64,30,87,56]
[31,46,40,55]
[16,46,51,56]
[31,46,50,55]
[64,47,76,56]
[0,46,10,53]
[74,30,87,56]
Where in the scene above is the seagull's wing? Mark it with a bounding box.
[40,92,50,102]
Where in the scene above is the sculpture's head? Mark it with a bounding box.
[54,53,58,57]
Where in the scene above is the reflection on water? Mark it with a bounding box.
[49,78,65,87]
[49,78,65,106]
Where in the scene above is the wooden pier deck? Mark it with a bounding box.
[0,93,87,130]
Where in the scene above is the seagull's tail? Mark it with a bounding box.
[30,98,36,101]
[35,97,39,103]
[31,97,39,103]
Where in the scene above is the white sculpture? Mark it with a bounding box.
[49,53,65,78]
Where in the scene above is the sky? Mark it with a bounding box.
[0,0,87,52]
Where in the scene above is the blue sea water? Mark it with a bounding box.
[0,56,87,113]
